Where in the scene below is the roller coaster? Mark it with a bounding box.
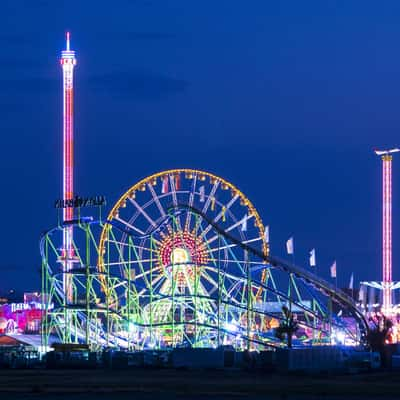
[41,169,368,350]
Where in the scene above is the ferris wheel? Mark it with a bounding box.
[98,169,269,349]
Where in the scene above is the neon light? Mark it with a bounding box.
[171,247,190,264]
[11,302,54,313]
[382,155,392,312]
[61,32,77,303]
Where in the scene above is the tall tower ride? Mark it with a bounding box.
[375,148,400,313]
[60,32,77,303]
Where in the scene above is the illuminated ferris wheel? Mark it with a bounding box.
[98,169,269,349]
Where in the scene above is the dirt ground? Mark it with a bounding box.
[0,368,400,399]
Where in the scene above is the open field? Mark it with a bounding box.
[0,369,400,399]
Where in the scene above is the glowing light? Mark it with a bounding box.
[171,248,190,264]
[224,321,238,333]
[158,230,208,269]
[336,331,345,344]
[382,154,393,313]
[375,150,399,315]
[61,32,77,303]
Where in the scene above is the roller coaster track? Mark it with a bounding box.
[168,204,369,340]
[40,205,369,348]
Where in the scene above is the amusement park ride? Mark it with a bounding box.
[40,34,386,351]
[360,149,400,317]
[41,167,367,350]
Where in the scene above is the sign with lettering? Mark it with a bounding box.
[54,195,106,209]
[11,302,54,312]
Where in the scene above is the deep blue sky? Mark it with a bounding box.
[0,0,399,292]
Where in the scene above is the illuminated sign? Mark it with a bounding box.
[54,195,106,209]
[11,302,54,313]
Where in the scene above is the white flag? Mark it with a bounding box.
[330,261,337,278]
[264,225,270,243]
[309,248,316,267]
[286,237,294,255]
[199,185,205,202]
[241,215,247,231]
[349,273,354,290]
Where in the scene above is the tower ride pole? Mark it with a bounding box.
[382,154,392,313]
[375,148,400,314]
[60,32,77,305]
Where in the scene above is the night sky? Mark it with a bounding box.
[0,1,399,293]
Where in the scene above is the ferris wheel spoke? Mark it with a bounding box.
[204,267,247,285]
[203,267,237,296]
[227,282,247,306]
[226,280,243,299]
[201,194,239,239]
[208,258,261,265]
[115,216,145,235]
[207,236,263,253]
[200,269,219,291]
[149,273,167,293]
[128,197,157,228]
[105,259,159,268]
[133,265,163,280]
[196,281,210,297]
[108,280,128,292]
[185,175,197,231]
[107,239,153,252]
[206,214,255,246]
[169,174,183,231]
[138,273,165,295]
[202,232,247,277]
[147,183,167,218]
[202,179,220,215]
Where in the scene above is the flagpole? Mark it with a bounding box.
[309,249,317,343]
[290,241,295,317]
[290,254,294,316]
[285,237,295,333]
[328,260,337,344]
[285,236,294,320]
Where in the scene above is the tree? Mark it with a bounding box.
[366,313,393,368]
[274,305,298,348]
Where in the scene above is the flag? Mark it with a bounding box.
[211,196,215,211]
[349,273,354,290]
[330,261,337,278]
[162,176,169,194]
[309,248,316,267]
[199,186,205,202]
[175,174,181,190]
[241,215,247,231]
[286,237,294,255]
[264,225,269,243]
